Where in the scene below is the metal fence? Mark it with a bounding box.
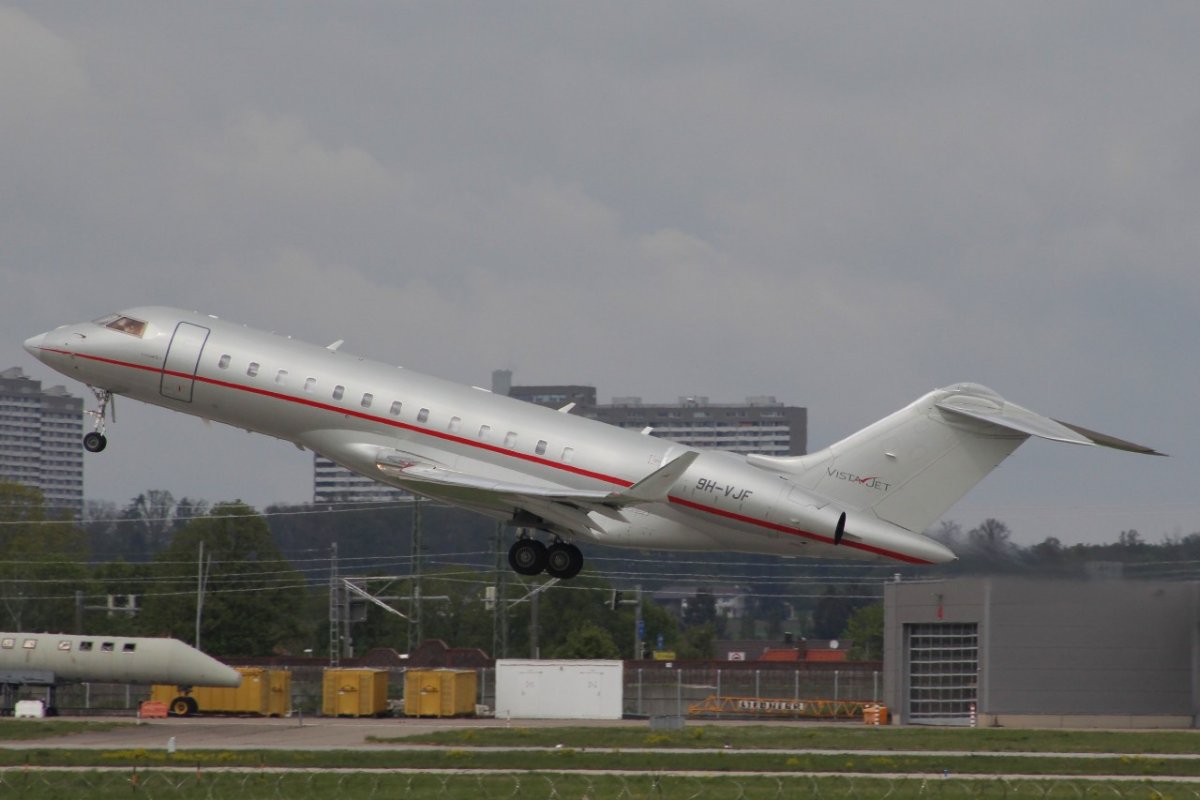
[0,771,1195,800]
[18,663,881,719]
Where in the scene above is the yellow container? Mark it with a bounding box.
[150,667,291,716]
[404,669,477,717]
[322,668,389,717]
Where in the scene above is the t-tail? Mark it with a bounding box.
[748,382,1163,536]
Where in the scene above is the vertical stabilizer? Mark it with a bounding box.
[746,383,1157,534]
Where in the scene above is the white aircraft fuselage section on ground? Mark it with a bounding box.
[24,307,1161,577]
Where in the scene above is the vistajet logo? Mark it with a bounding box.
[827,468,891,492]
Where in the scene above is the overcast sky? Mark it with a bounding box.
[3,3,1196,546]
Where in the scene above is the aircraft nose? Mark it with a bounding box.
[23,333,46,358]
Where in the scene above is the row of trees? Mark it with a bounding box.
[6,481,1198,660]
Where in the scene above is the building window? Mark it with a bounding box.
[361,393,373,408]
[417,408,429,423]
[333,385,345,400]
[123,643,136,653]
[0,638,13,650]
[389,401,402,416]
[247,362,260,377]
[79,641,93,652]
[218,354,231,369]
[58,640,71,651]
[22,639,36,650]
[101,642,114,652]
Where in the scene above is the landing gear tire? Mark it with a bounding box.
[508,538,548,576]
[545,542,584,580]
[169,696,198,717]
[83,432,107,453]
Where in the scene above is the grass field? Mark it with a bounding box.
[2,721,1199,798]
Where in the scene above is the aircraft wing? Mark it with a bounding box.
[375,450,700,538]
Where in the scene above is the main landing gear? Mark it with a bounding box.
[508,536,584,580]
[83,387,114,453]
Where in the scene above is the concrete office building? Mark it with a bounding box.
[313,455,409,504]
[883,577,1200,728]
[0,367,84,514]
[497,371,807,457]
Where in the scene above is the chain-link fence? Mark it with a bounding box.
[15,663,881,720]
[0,771,1191,800]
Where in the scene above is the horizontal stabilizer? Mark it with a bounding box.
[1052,419,1166,456]
[935,391,1164,455]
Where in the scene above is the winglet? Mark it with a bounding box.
[609,451,700,505]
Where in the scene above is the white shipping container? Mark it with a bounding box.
[495,659,623,720]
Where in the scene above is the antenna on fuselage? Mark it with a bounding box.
[326,339,344,352]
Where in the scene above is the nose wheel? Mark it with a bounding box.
[83,386,114,453]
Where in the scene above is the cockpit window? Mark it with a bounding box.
[101,315,147,338]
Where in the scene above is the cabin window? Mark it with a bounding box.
[101,642,114,652]
[417,408,430,423]
[448,416,462,433]
[247,362,260,377]
[361,393,373,408]
[218,354,231,369]
[504,431,518,448]
[275,369,288,385]
[22,639,36,650]
[333,385,345,400]
[79,641,93,652]
[104,315,147,337]
[535,440,548,456]
[123,643,137,653]
[304,377,316,393]
[58,640,71,651]
[389,401,402,416]
[562,447,575,463]
[0,638,13,649]
[479,424,491,439]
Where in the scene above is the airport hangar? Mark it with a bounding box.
[881,577,1200,728]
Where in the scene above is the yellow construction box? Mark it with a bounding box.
[150,667,291,717]
[404,669,477,717]
[322,668,389,717]
[863,704,890,725]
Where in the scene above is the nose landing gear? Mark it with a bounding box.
[507,536,584,580]
[83,386,114,453]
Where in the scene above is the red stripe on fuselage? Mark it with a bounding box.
[43,346,933,565]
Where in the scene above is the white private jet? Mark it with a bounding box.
[24,308,1161,579]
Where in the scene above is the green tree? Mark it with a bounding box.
[136,502,310,656]
[0,483,89,631]
[548,620,621,659]
[844,604,884,661]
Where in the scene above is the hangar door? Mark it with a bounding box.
[905,622,978,725]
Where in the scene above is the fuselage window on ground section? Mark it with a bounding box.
[218,354,231,369]
[361,393,373,408]
[449,416,462,433]
[389,401,402,416]
[479,424,490,439]
[304,378,316,392]
[276,370,288,385]
[333,385,345,400]
[417,408,429,423]
[247,362,259,377]
[504,432,517,448]
[536,440,548,455]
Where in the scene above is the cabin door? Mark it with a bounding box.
[160,322,211,402]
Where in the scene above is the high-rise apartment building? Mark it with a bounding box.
[502,374,807,457]
[0,367,84,513]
